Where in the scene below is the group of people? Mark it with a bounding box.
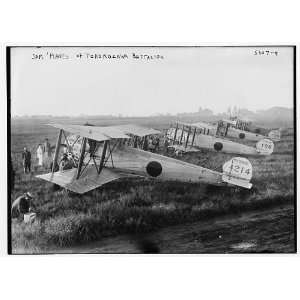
[147,135,160,152]
[11,138,52,220]
[22,138,52,174]
[122,135,161,153]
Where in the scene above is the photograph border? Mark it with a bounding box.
[6,45,297,255]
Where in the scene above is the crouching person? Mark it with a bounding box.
[11,192,36,221]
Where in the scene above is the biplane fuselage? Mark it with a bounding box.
[193,121,269,141]
[95,143,223,184]
[193,119,280,142]
[229,117,281,142]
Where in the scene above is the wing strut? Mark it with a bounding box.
[98,140,109,174]
[191,127,197,147]
[179,124,185,144]
[185,125,191,149]
[52,129,63,173]
[76,137,87,179]
[173,122,179,143]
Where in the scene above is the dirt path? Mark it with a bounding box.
[53,204,295,254]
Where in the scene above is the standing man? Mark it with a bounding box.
[154,136,160,152]
[22,147,31,174]
[142,136,148,151]
[163,136,169,154]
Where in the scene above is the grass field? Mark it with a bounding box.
[10,117,295,253]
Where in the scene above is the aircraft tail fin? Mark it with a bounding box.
[222,157,253,189]
[255,139,274,155]
[268,129,281,141]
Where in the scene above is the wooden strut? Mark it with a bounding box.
[142,136,147,150]
[191,127,197,147]
[86,143,101,173]
[70,135,80,148]
[133,136,138,148]
[225,124,229,137]
[104,141,116,168]
[52,129,63,173]
[173,122,179,144]
[76,137,87,179]
[98,140,109,174]
[62,130,71,149]
[179,124,185,144]
[185,126,191,149]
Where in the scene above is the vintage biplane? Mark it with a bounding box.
[193,117,280,142]
[228,117,281,142]
[166,122,274,156]
[192,119,280,142]
[36,123,253,194]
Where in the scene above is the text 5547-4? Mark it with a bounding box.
[254,49,278,56]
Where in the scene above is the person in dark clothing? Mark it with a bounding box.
[50,161,59,172]
[163,137,170,154]
[142,136,149,151]
[154,136,160,152]
[11,192,36,219]
[88,139,97,157]
[22,147,31,174]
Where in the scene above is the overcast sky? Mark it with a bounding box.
[10,46,294,117]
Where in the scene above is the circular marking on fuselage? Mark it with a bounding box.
[239,133,245,139]
[214,142,223,151]
[146,161,162,177]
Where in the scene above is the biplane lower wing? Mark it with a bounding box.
[168,144,200,153]
[36,166,142,194]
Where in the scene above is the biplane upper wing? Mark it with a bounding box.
[36,166,143,194]
[49,123,130,140]
[192,121,216,131]
[109,124,161,137]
